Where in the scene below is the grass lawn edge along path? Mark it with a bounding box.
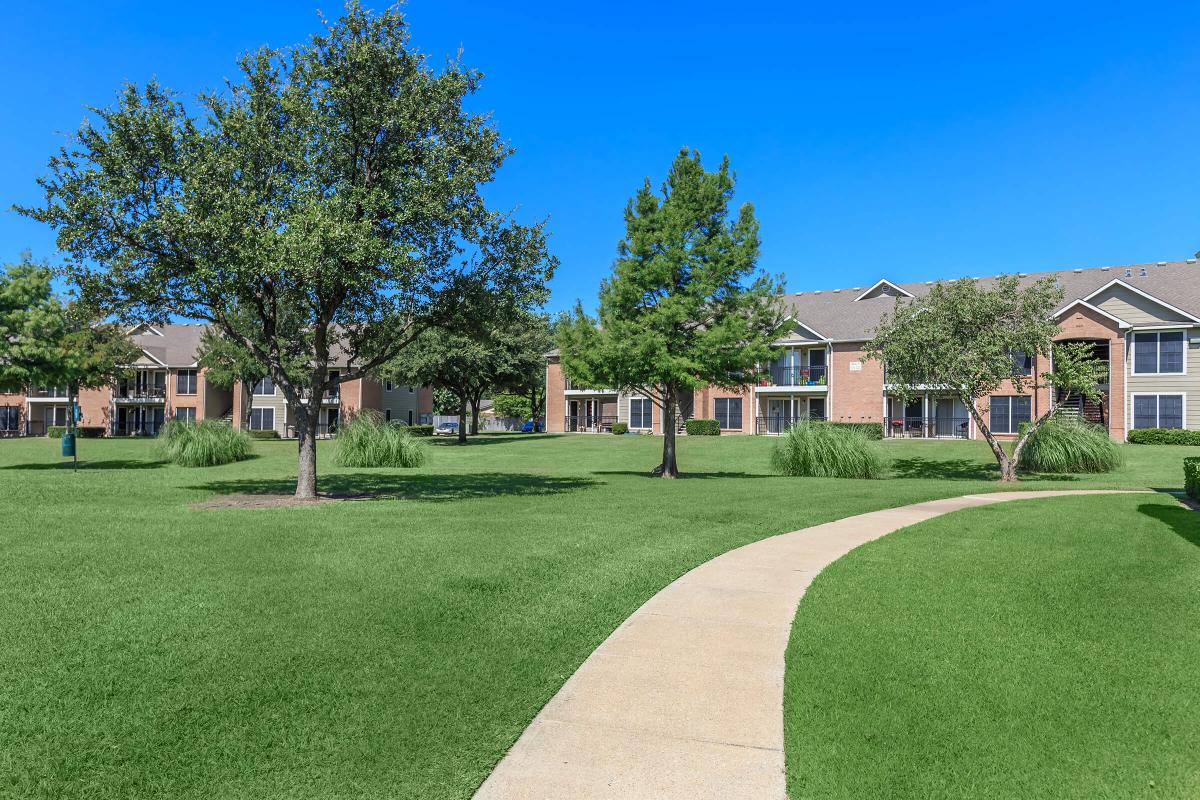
[473,490,1146,800]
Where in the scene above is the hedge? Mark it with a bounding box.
[403,424,434,437]
[1186,457,1200,502]
[1128,428,1200,446]
[78,427,106,438]
[685,419,721,436]
[611,422,628,435]
[247,429,281,440]
[828,422,884,440]
[46,426,67,438]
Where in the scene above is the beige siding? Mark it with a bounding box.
[249,385,289,436]
[1125,330,1200,430]
[379,380,422,424]
[1092,284,1194,326]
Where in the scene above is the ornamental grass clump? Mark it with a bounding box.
[156,419,252,467]
[335,411,428,468]
[1018,418,1121,474]
[770,421,887,479]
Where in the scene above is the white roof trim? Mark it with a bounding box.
[1081,278,1200,323]
[1051,299,1131,329]
[853,279,915,302]
[126,323,164,336]
[135,348,168,367]
[781,316,828,341]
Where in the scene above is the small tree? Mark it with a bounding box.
[18,3,553,498]
[869,276,1108,482]
[0,257,139,446]
[386,329,492,444]
[557,149,783,477]
[491,392,531,421]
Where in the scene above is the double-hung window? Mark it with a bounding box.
[252,377,275,396]
[175,407,197,423]
[1133,332,1185,374]
[629,398,652,429]
[715,398,742,430]
[989,395,1031,434]
[176,369,198,395]
[0,406,19,432]
[1010,351,1033,376]
[1132,394,1184,429]
[249,407,275,431]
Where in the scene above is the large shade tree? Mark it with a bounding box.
[19,3,554,498]
[0,257,139,446]
[869,275,1109,482]
[558,148,784,478]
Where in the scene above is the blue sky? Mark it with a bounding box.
[4,2,1200,313]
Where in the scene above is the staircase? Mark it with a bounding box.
[1057,394,1106,427]
[219,407,234,426]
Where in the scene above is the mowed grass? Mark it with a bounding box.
[0,433,1194,799]
[785,492,1200,800]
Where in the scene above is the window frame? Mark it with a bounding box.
[249,407,276,431]
[714,397,742,430]
[175,407,197,423]
[1010,351,1033,376]
[989,395,1032,434]
[629,397,653,430]
[176,369,198,395]
[1131,330,1187,375]
[252,377,275,396]
[1130,393,1186,430]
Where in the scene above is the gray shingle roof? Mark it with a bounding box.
[130,324,207,367]
[783,259,1200,341]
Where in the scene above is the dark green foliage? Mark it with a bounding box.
[78,427,106,438]
[1185,457,1200,501]
[404,424,434,437]
[611,422,629,435]
[247,430,281,440]
[156,420,252,467]
[1128,428,1200,446]
[46,426,67,438]
[828,422,884,440]
[1018,419,1121,474]
[335,412,428,468]
[685,419,721,436]
[770,421,887,479]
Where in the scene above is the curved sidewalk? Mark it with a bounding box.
[474,490,1142,800]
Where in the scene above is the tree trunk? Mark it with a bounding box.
[457,398,468,444]
[659,386,679,479]
[965,395,1016,482]
[470,393,481,435]
[294,403,319,500]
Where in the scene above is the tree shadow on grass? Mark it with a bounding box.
[887,457,999,481]
[427,433,568,447]
[590,469,759,480]
[1138,498,1200,547]
[2,459,166,471]
[188,471,599,503]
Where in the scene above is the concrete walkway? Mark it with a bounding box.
[474,490,1142,800]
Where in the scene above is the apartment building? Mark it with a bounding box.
[545,260,1200,442]
[0,323,433,437]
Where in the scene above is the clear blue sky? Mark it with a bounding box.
[4,2,1200,313]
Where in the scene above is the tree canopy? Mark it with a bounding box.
[18,2,554,497]
[557,148,783,477]
[870,275,1108,481]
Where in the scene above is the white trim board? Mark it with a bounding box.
[853,279,914,302]
[1051,299,1131,329]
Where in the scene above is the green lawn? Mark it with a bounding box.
[785,492,1200,799]
[0,433,1194,798]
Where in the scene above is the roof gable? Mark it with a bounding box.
[1083,279,1200,326]
[854,279,914,302]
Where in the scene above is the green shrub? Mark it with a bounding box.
[46,426,67,438]
[404,424,434,437]
[335,410,428,468]
[828,422,884,440]
[685,419,721,436]
[1185,457,1200,501]
[247,429,281,440]
[611,422,629,435]
[78,426,105,438]
[770,421,887,479]
[156,419,252,467]
[1128,428,1200,446]
[1018,419,1121,474]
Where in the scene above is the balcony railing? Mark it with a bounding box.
[765,365,827,386]
[885,416,970,439]
[30,387,69,398]
[23,420,46,437]
[284,423,338,439]
[565,415,618,433]
[116,385,166,400]
[755,414,825,434]
[111,419,164,437]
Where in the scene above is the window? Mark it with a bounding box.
[252,377,275,396]
[629,398,652,429]
[408,386,414,393]
[1133,332,1185,374]
[385,380,393,392]
[989,395,1031,434]
[385,409,391,421]
[1132,394,1184,429]
[408,409,413,425]
[175,407,196,423]
[176,369,198,395]
[715,398,742,429]
[1010,351,1033,376]
[0,406,19,432]
[46,406,69,427]
[249,407,275,431]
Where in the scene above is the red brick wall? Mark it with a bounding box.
[1055,307,1125,441]
[693,385,754,434]
[545,359,565,432]
[78,387,111,430]
[829,342,885,423]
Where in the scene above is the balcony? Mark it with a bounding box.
[755,414,825,434]
[757,364,828,391]
[565,414,617,433]
[110,419,164,437]
[114,385,166,402]
[885,416,970,439]
[28,386,69,400]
